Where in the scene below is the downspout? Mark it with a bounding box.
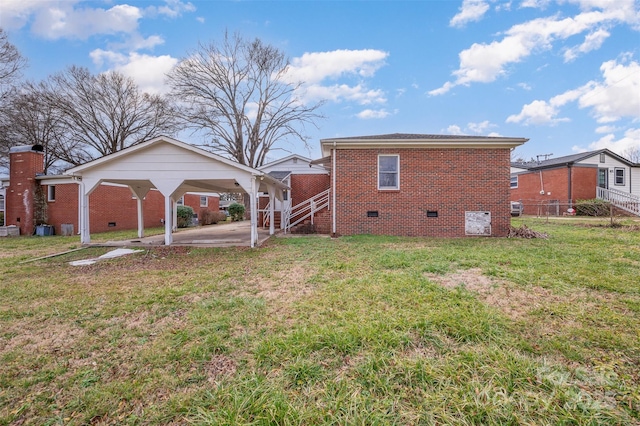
[567,164,572,208]
[332,144,336,236]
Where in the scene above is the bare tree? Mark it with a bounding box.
[168,32,323,168]
[2,81,68,173]
[0,28,27,101]
[46,66,183,165]
[622,146,640,164]
[0,28,28,171]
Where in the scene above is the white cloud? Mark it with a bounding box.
[506,99,571,125]
[518,82,532,90]
[467,120,496,134]
[196,16,205,23]
[356,109,392,119]
[563,28,610,62]
[286,49,388,84]
[284,49,389,106]
[31,4,143,40]
[445,121,498,135]
[595,125,617,133]
[144,0,196,18]
[507,56,639,125]
[90,49,177,94]
[450,0,491,28]
[583,128,640,155]
[446,125,465,135]
[578,57,640,122]
[431,0,638,95]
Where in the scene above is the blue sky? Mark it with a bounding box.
[2,0,639,163]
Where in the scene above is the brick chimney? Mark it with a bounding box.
[6,145,45,236]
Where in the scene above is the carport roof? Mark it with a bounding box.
[64,136,288,194]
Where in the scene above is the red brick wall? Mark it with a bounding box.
[334,148,511,237]
[6,150,44,235]
[46,184,219,235]
[510,166,597,214]
[291,174,330,206]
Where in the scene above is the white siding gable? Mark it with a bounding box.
[577,153,632,193]
[260,155,328,175]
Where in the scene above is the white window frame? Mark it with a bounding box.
[510,176,518,188]
[599,153,606,163]
[614,168,625,186]
[47,185,56,202]
[200,195,208,207]
[378,154,400,190]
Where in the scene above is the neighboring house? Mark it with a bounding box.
[314,133,527,237]
[510,149,640,216]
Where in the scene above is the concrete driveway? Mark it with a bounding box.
[95,220,273,248]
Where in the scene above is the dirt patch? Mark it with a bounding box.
[204,354,237,384]
[426,268,567,320]
[0,318,86,354]
[241,262,317,304]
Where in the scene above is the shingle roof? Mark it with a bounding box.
[511,148,635,170]
[325,133,517,141]
[267,171,291,181]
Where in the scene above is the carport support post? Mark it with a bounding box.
[268,187,275,235]
[79,181,89,244]
[250,176,257,248]
[164,196,173,245]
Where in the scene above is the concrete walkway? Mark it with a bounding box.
[94,221,273,248]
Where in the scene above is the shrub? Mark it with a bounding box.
[575,199,611,216]
[228,202,245,222]
[0,211,4,226]
[176,205,195,228]
[199,209,228,225]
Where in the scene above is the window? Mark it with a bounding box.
[599,153,606,163]
[47,185,56,202]
[200,196,208,207]
[176,196,184,205]
[614,168,625,186]
[378,155,399,190]
[510,176,518,188]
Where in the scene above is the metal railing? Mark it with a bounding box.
[597,187,640,216]
[285,189,330,232]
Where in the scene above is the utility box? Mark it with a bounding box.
[35,225,54,236]
[61,224,74,236]
[465,211,492,236]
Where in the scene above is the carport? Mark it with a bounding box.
[65,136,288,247]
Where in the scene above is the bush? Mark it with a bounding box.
[176,205,195,228]
[199,209,228,225]
[228,202,245,221]
[0,211,4,226]
[575,199,611,216]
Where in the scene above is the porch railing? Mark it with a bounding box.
[596,187,640,216]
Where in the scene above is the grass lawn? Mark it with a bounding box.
[1,218,638,425]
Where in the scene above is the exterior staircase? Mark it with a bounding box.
[596,187,640,216]
[260,189,331,234]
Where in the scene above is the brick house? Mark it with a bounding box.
[510,149,640,216]
[314,134,528,237]
[0,144,220,237]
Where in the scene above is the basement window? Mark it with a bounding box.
[426,211,438,218]
[47,185,56,202]
[614,168,625,186]
[378,154,399,190]
[367,211,379,218]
